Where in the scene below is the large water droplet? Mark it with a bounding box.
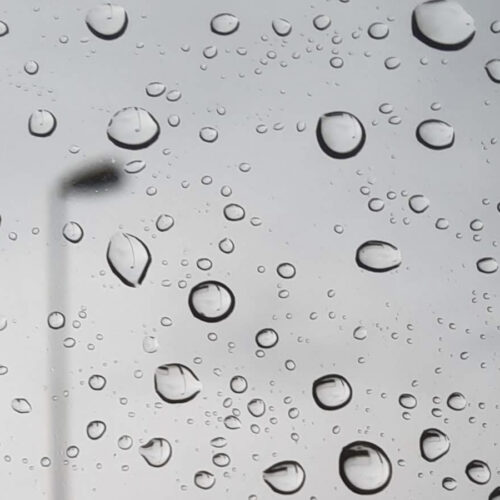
[11,398,32,414]
[87,420,106,440]
[420,428,450,462]
[368,22,389,39]
[313,374,352,410]
[412,0,475,50]
[28,110,56,137]
[210,13,239,35]
[154,363,202,403]
[256,328,279,348]
[466,460,490,484]
[272,18,292,36]
[188,281,235,322]
[106,232,151,287]
[139,438,172,467]
[356,240,401,272]
[194,470,216,489]
[339,441,392,494]
[107,107,160,149]
[442,477,457,491]
[263,461,306,495]
[86,3,128,40]
[317,112,366,159]
[409,194,430,213]
[477,257,498,274]
[447,391,466,410]
[416,120,454,149]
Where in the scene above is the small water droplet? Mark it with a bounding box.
[199,127,218,143]
[145,81,166,97]
[224,203,245,221]
[28,110,56,137]
[24,60,39,75]
[272,18,292,36]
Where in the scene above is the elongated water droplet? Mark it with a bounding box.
[420,428,450,461]
[263,461,306,495]
[272,18,292,36]
[86,4,128,40]
[139,438,172,467]
[154,363,202,403]
[87,420,106,440]
[194,470,215,489]
[417,120,454,149]
[466,460,490,484]
[477,257,498,274]
[412,0,475,50]
[124,159,146,174]
[145,82,166,97]
[188,281,235,322]
[107,232,151,287]
[28,110,56,137]
[63,221,84,243]
[317,112,366,159]
[368,22,389,39]
[356,240,401,272]
[107,107,160,149]
[339,441,392,494]
[12,398,32,414]
[313,374,352,410]
[211,13,239,35]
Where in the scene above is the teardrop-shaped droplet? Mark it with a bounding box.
[317,111,365,159]
[63,221,84,243]
[466,460,490,485]
[477,257,498,274]
[28,110,57,137]
[416,119,454,150]
[313,374,352,410]
[412,0,475,50]
[194,470,216,489]
[139,438,172,467]
[106,232,151,287]
[188,281,235,322]
[210,13,239,35]
[356,240,401,272]
[263,461,306,495]
[409,194,430,213]
[272,18,292,36]
[420,428,450,462]
[87,420,106,440]
[256,328,279,348]
[485,59,500,82]
[107,107,160,149]
[12,398,32,414]
[86,4,128,40]
[154,363,202,403]
[339,441,392,494]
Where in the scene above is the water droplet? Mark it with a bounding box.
[194,470,216,489]
[263,461,306,495]
[442,477,457,491]
[368,198,385,212]
[11,398,32,414]
[48,311,65,329]
[211,13,239,35]
[224,203,245,221]
[199,127,218,143]
[139,438,172,467]
[317,112,366,159]
[356,240,401,272]
[409,194,430,213]
[384,57,401,70]
[399,394,417,409]
[28,110,56,137]
[313,374,352,410]
[353,326,368,340]
[219,237,235,254]
[156,214,175,232]
[118,435,133,450]
[106,232,151,287]
[466,460,490,484]
[489,487,500,500]
[339,441,392,494]
[313,15,331,30]
[412,0,475,50]
[0,21,9,36]
[277,262,296,279]
[24,60,39,75]
[107,107,160,149]
[145,81,166,97]
[86,4,128,40]
[124,159,146,174]
[88,374,106,390]
[62,221,83,243]
[485,59,500,83]
[87,420,106,440]
[154,363,202,403]
[416,120,454,149]
[66,446,80,458]
[272,18,292,36]
[248,398,266,417]
[189,281,235,322]
[368,22,389,39]
[213,452,230,467]
[447,392,466,410]
[477,257,498,274]
[230,375,248,393]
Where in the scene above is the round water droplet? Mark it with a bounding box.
[86,4,128,40]
[263,461,306,495]
[412,0,475,50]
[339,441,392,494]
[189,281,235,322]
[194,470,216,489]
[399,393,417,409]
[213,452,230,467]
[11,398,32,414]
[477,257,498,274]
[356,240,401,272]
[154,363,202,403]
[313,374,352,410]
[211,13,239,35]
[145,82,166,97]
[199,127,218,143]
[256,328,279,348]
[420,428,451,462]
[106,232,151,287]
[24,60,39,75]
[317,111,366,159]
[28,110,56,137]
[447,392,466,410]
[48,311,65,329]
[87,420,106,440]
[409,194,430,213]
[224,203,245,221]
[485,59,500,83]
[277,262,296,279]
[118,435,133,450]
[156,214,175,232]
[353,326,367,340]
[219,237,235,254]
[107,107,160,149]
[442,477,457,491]
[272,18,292,36]
[313,15,331,30]
[368,198,385,212]
[88,374,106,391]
[368,22,389,39]
[466,460,490,484]
[139,438,172,467]
[417,120,454,149]
[63,221,83,243]
[248,398,266,417]
[230,375,247,393]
